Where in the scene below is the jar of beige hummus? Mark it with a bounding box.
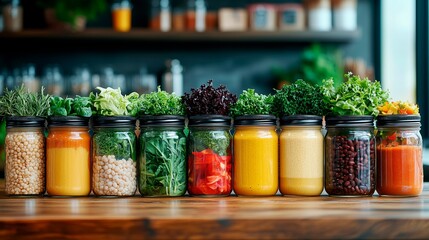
[279,115,324,196]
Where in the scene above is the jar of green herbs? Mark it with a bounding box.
[138,88,187,197]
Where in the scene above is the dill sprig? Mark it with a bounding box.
[0,84,51,117]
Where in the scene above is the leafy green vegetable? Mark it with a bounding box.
[321,73,390,116]
[190,130,231,156]
[273,79,327,116]
[49,96,93,117]
[93,130,136,160]
[230,89,274,117]
[139,130,187,196]
[140,87,185,116]
[0,84,50,117]
[90,87,141,116]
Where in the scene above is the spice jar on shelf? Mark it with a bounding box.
[172,0,186,31]
[279,115,324,196]
[325,116,376,197]
[248,4,277,31]
[304,0,332,31]
[376,115,423,197]
[112,0,132,32]
[332,0,357,31]
[46,116,91,197]
[277,4,305,31]
[139,115,187,197]
[150,0,171,32]
[5,117,46,196]
[92,116,137,197]
[187,115,232,197]
[233,115,278,196]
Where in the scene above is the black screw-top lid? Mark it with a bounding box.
[376,115,421,128]
[48,116,90,127]
[139,115,185,127]
[234,115,277,126]
[281,115,322,126]
[93,116,136,128]
[6,116,46,128]
[188,115,231,127]
[325,115,374,127]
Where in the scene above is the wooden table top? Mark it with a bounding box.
[1,180,428,240]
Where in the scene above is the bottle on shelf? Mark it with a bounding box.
[21,63,40,93]
[42,65,65,96]
[150,0,172,32]
[186,0,206,32]
[304,0,332,31]
[2,0,23,32]
[172,0,186,31]
[132,67,157,94]
[161,59,183,96]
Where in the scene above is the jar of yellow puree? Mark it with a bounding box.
[46,116,91,196]
[233,115,278,196]
[279,115,324,196]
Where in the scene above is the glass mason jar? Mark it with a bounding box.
[325,116,375,197]
[376,115,423,196]
[139,115,187,197]
[233,115,278,196]
[46,116,91,196]
[5,116,46,196]
[279,115,324,196]
[92,116,137,197]
[187,115,232,196]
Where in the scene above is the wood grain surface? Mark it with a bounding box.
[0,180,428,240]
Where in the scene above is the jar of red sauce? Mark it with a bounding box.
[376,115,423,197]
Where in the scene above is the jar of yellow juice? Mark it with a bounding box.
[233,115,278,196]
[46,116,91,196]
[112,0,132,32]
[279,115,324,196]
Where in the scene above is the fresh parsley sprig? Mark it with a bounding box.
[230,89,274,117]
[139,87,185,116]
[273,79,327,117]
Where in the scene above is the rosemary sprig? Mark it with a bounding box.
[0,85,50,117]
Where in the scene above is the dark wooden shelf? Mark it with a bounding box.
[0,28,360,43]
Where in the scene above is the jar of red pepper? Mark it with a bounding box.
[187,115,232,196]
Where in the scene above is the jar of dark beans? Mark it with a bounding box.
[324,116,375,197]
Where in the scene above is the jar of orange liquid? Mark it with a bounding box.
[233,115,278,196]
[46,116,91,196]
[376,115,423,197]
[112,0,132,32]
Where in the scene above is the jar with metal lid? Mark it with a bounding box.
[376,115,423,196]
[139,115,187,197]
[5,116,45,196]
[92,116,137,197]
[46,116,91,197]
[325,116,375,196]
[233,115,278,196]
[280,115,324,196]
[187,115,232,196]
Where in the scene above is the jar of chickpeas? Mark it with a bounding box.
[5,117,46,196]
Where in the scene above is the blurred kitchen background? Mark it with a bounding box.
[0,0,427,150]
